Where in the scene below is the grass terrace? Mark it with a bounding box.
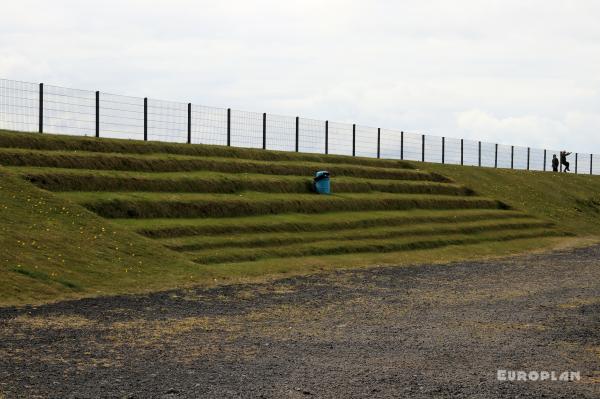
[1,129,595,306]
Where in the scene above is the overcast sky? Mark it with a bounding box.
[1,0,599,151]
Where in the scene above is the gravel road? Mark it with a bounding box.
[1,245,599,398]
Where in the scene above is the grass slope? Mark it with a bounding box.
[0,167,209,306]
[0,129,595,307]
[422,163,600,235]
[0,166,570,306]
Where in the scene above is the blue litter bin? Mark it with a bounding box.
[314,171,330,194]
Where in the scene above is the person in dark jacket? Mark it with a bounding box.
[560,150,571,172]
[552,154,559,172]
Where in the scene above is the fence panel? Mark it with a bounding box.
[462,139,478,166]
[99,92,144,140]
[402,132,421,161]
[298,118,325,154]
[146,98,187,143]
[355,125,378,158]
[529,148,545,171]
[480,142,495,168]
[512,146,528,170]
[230,109,263,149]
[424,135,443,163]
[190,105,227,146]
[496,144,512,169]
[266,114,295,152]
[444,137,461,165]
[0,79,39,133]
[327,121,353,156]
[379,129,401,160]
[43,84,95,136]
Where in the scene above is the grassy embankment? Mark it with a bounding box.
[1,130,596,306]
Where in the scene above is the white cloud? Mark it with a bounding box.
[457,109,600,151]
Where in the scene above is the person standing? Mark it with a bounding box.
[552,154,559,172]
[560,150,571,172]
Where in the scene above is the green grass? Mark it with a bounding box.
[1,129,598,307]
[0,148,442,181]
[161,218,554,251]
[421,163,600,235]
[188,228,567,264]
[117,209,533,238]
[0,167,202,306]
[13,166,472,195]
[56,191,505,218]
[0,129,414,169]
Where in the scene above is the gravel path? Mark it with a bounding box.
[1,246,599,398]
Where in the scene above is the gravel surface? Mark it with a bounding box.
[1,245,599,398]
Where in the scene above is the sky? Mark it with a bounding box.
[1,0,599,152]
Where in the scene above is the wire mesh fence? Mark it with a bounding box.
[0,79,39,133]
[354,125,378,158]
[327,121,353,156]
[0,78,598,175]
[43,84,95,137]
[265,113,295,152]
[190,104,227,146]
[99,92,145,141]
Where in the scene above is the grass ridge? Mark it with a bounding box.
[164,218,554,251]
[190,228,569,264]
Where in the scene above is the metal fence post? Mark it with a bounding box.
[187,103,191,144]
[295,116,299,152]
[262,113,266,150]
[400,131,404,160]
[377,128,381,159]
[495,144,498,168]
[543,150,547,171]
[95,91,100,138]
[143,97,148,141]
[478,141,482,167]
[38,83,43,133]
[511,146,514,169]
[325,120,329,154]
[227,108,231,146]
[460,139,464,166]
[421,134,425,162]
[352,123,356,156]
[442,137,445,164]
[575,153,578,174]
[527,147,530,170]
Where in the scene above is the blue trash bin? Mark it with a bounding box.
[314,171,330,194]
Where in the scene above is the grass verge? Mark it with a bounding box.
[421,162,600,235]
[0,148,441,181]
[57,192,505,218]
[0,129,415,169]
[188,228,566,264]
[114,209,533,238]
[12,167,471,195]
[161,218,554,251]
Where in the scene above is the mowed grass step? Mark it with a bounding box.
[187,228,568,264]
[113,209,534,238]
[0,129,414,169]
[161,218,554,251]
[0,149,442,181]
[56,192,508,218]
[12,167,473,196]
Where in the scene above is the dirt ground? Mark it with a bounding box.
[1,246,599,398]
